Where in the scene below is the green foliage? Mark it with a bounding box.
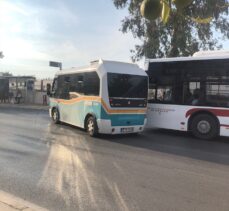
[113,0,229,61]
[174,0,193,10]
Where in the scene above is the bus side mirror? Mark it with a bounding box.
[47,83,51,96]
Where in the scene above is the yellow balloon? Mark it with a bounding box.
[140,0,162,20]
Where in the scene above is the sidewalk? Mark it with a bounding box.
[0,190,48,211]
[0,103,49,111]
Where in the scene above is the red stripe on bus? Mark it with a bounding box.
[220,124,229,128]
[186,108,229,118]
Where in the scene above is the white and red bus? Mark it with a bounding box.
[146,51,229,139]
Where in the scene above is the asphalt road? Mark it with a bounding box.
[1,107,229,211]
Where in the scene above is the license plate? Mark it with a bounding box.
[121,127,134,133]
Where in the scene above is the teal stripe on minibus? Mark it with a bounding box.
[100,108,145,126]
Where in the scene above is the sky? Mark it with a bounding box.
[0,1,228,79]
[0,0,142,79]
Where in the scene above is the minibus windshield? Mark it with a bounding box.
[108,73,148,99]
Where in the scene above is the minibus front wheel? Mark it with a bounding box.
[86,116,98,137]
[52,108,60,124]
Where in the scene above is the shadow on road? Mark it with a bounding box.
[98,128,229,166]
[51,122,229,167]
[11,115,229,167]
[0,106,49,116]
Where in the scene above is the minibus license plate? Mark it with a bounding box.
[121,127,134,133]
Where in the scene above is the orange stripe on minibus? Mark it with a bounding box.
[51,97,146,114]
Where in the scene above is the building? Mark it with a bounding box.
[34,79,53,105]
[7,76,36,91]
[35,79,53,91]
[3,76,36,104]
[0,74,51,105]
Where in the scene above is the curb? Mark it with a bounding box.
[0,190,48,211]
[0,104,49,111]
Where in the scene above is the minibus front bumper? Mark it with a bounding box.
[97,119,147,134]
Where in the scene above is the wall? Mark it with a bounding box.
[34,91,49,105]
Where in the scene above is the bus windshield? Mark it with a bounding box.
[108,73,148,99]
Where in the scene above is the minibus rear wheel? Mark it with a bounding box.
[52,108,60,124]
[86,116,98,137]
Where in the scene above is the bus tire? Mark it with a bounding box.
[190,114,219,140]
[52,108,60,124]
[86,116,98,137]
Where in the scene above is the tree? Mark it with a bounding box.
[113,0,229,61]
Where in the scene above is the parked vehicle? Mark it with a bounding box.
[146,51,229,139]
[48,59,148,136]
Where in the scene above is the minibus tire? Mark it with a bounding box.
[190,114,218,140]
[86,116,98,137]
[52,108,60,124]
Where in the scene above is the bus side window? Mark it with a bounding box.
[156,86,173,103]
[148,89,156,101]
[148,84,156,103]
[183,82,201,105]
[206,83,229,107]
[67,74,84,99]
[76,75,84,95]
[52,78,58,97]
[56,75,70,100]
[84,72,100,96]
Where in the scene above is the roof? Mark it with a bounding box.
[193,50,229,57]
[147,50,229,64]
[55,59,146,76]
[4,76,35,79]
[0,77,8,80]
[147,55,229,63]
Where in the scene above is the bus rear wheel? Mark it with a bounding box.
[190,114,219,140]
[86,116,98,137]
[52,108,60,124]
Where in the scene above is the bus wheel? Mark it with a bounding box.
[52,108,60,124]
[86,116,98,137]
[190,114,219,140]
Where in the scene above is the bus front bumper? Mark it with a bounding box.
[97,119,147,135]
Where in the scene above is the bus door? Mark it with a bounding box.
[55,75,71,123]
[147,84,186,130]
[147,86,177,128]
